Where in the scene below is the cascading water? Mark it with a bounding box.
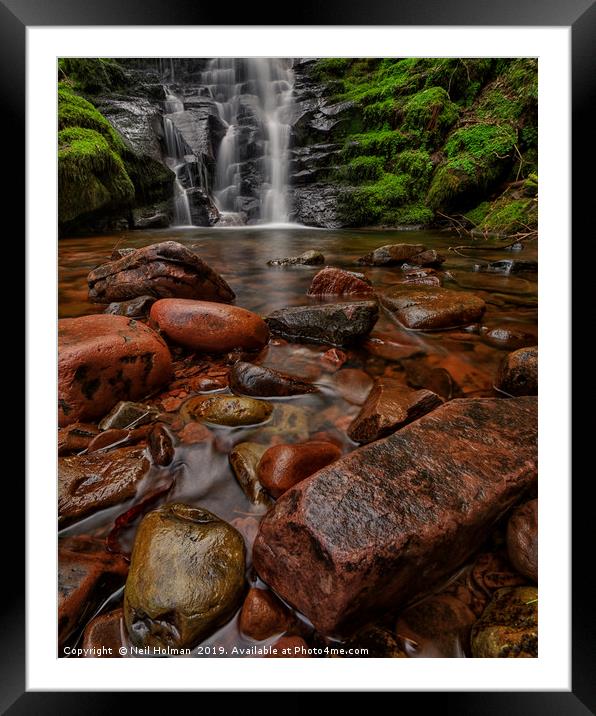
[201,58,294,224]
[162,88,192,226]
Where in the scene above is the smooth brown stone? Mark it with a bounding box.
[98,401,160,431]
[307,267,373,296]
[59,447,149,526]
[364,332,425,361]
[182,394,273,427]
[332,368,374,405]
[229,442,272,506]
[258,441,342,498]
[405,249,445,267]
[87,428,129,452]
[229,361,316,397]
[177,422,213,444]
[239,588,294,641]
[267,250,324,267]
[58,315,172,427]
[253,397,537,635]
[124,504,246,649]
[497,346,538,396]
[59,536,128,651]
[81,608,125,657]
[404,362,463,400]
[471,586,538,658]
[150,299,269,353]
[265,636,311,658]
[104,295,156,318]
[382,286,486,330]
[507,499,538,582]
[357,244,425,266]
[320,348,348,371]
[88,241,235,304]
[347,379,443,444]
[481,327,536,350]
[58,423,99,455]
[148,423,175,466]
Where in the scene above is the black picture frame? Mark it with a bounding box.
[11,0,589,708]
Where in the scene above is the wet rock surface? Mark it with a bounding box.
[471,586,538,657]
[58,423,99,455]
[150,299,269,353]
[253,397,537,635]
[347,379,443,444]
[239,587,295,641]
[265,636,311,657]
[267,249,325,266]
[81,608,125,657]
[229,442,271,506]
[182,395,273,427]
[382,286,486,330]
[257,440,342,498]
[307,267,374,296]
[230,361,316,398]
[88,241,235,304]
[507,499,538,582]
[265,301,379,347]
[99,401,160,431]
[59,446,149,526]
[124,504,246,649]
[58,315,172,427]
[104,295,156,318]
[497,346,538,396]
[59,536,128,651]
[357,243,426,266]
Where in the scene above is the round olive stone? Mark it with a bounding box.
[180,395,273,427]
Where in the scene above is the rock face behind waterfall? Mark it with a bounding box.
[253,397,537,635]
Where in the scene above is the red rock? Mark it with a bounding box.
[87,425,150,452]
[58,423,99,455]
[382,286,486,330]
[59,447,149,526]
[404,362,463,400]
[58,315,172,427]
[481,327,536,350]
[364,332,425,361]
[471,552,528,593]
[506,499,538,582]
[348,379,443,444]
[81,608,125,657]
[229,361,316,397]
[497,346,538,396]
[307,267,373,296]
[405,249,445,267]
[332,368,374,405]
[88,241,235,304]
[321,348,348,371]
[239,588,294,641]
[357,243,426,266]
[253,397,537,635]
[177,422,213,444]
[258,441,342,498]
[265,636,311,658]
[59,536,128,651]
[148,423,175,466]
[150,299,269,353]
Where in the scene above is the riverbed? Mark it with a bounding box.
[58,226,538,658]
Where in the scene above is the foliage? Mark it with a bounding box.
[58,58,127,93]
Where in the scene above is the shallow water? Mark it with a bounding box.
[58,226,537,658]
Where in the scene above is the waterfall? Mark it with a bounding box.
[162,88,192,226]
[201,58,294,224]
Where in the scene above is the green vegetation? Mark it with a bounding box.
[311,57,538,233]
[58,58,127,93]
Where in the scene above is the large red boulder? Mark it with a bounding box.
[253,397,537,636]
[307,267,373,296]
[58,315,172,427]
[382,286,485,330]
[150,299,269,353]
[87,241,235,304]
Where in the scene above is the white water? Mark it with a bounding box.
[201,58,294,224]
[162,88,192,226]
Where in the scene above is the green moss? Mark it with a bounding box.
[401,87,459,144]
[464,201,492,225]
[58,127,134,223]
[346,155,385,182]
[58,84,126,152]
[343,129,409,160]
[58,58,127,93]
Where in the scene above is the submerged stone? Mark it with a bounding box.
[229,442,272,506]
[382,286,486,330]
[267,250,325,266]
[229,361,316,397]
[181,395,273,427]
[496,346,538,396]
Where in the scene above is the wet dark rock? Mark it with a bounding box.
[343,625,407,658]
[481,327,536,350]
[357,244,425,266]
[253,397,537,635]
[507,499,538,582]
[59,536,128,651]
[104,295,156,318]
[59,446,149,526]
[88,241,235,304]
[58,315,172,427]
[496,346,538,396]
[265,301,379,347]
[265,636,311,657]
[131,209,170,230]
[58,423,99,456]
[471,586,538,658]
[239,588,294,641]
[181,395,273,427]
[481,259,538,274]
[267,250,325,267]
[99,400,160,431]
[229,442,271,507]
[289,184,347,228]
[81,608,125,657]
[404,362,463,400]
[364,332,426,361]
[332,368,374,405]
[87,427,130,452]
[404,249,446,268]
[307,267,373,296]
[124,503,246,649]
[258,441,342,498]
[148,423,175,466]
[321,348,348,371]
[150,299,269,353]
[229,361,316,398]
[347,379,443,444]
[382,286,486,330]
